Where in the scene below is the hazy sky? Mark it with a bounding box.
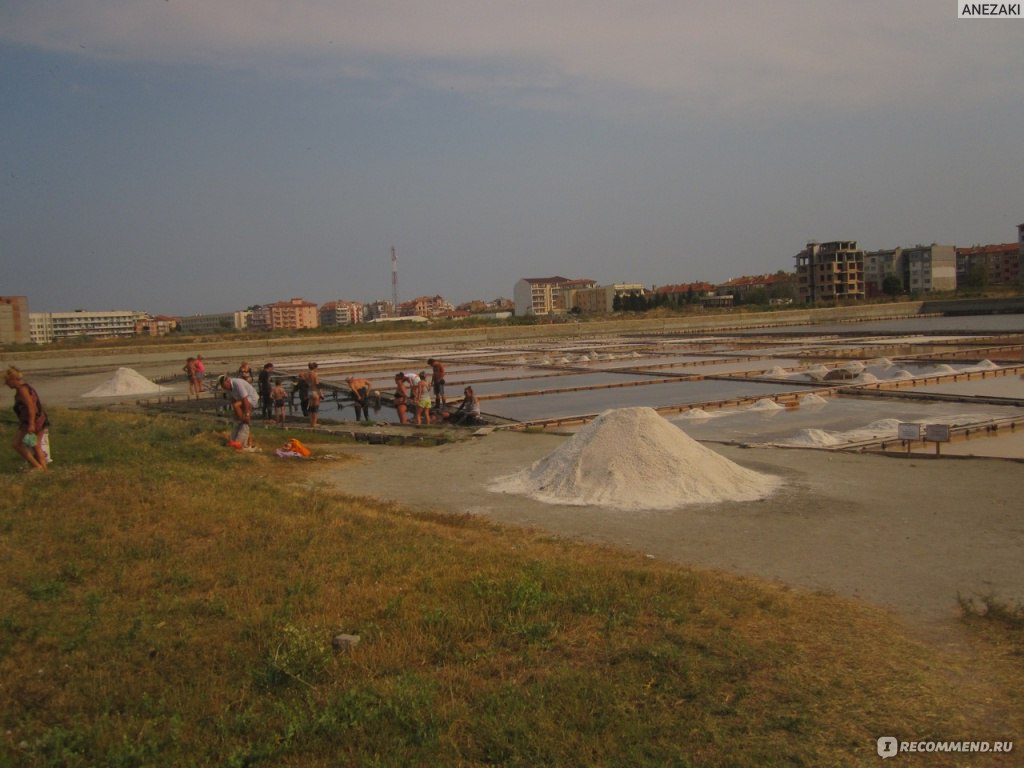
[2,1,1022,316]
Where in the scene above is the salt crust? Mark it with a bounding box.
[82,367,172,398]
[488,407,780,510]
[775,413,1001,448]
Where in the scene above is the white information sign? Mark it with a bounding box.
[898,423,922,441]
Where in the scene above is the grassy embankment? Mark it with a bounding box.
[1,409,1020,767]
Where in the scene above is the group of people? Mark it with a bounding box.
[184,354,485,451]
[218,359,330,449]
[4,355,484,467]
[219,360,289,449]
[224,356,480,432]
[391,358,482,426]
[182,355,206,397]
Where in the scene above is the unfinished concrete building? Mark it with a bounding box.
[795,241,866,304]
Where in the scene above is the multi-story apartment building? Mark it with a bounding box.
[794,241,865,303]
[178,311,249,334]
[570,283,645,313]
[363,300,394,321]
[266,298,319,331]
[398,295,454,319]
[0,296,30,344]
[134,315,178,337]
[559,279,599,312]
[863,248,903,297]
[28,309,146,343]
[903,244,956,294]
[319,300,364,327]
[512,276,602,316]
[956,242,1021,286]
[514,276,572,316]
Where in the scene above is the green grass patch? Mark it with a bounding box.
[0,409,1019,766]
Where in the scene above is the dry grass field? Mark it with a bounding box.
[0,408,1021,766]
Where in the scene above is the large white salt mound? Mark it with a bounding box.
[82,367,173,398]
[489,407,780,510]
[749,398,785,411]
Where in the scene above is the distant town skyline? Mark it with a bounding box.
[10,228,1024,318]
[3,2,1023,316]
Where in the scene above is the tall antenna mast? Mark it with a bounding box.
[391,246,398,310]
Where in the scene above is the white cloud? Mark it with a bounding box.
[3,0,1022,116]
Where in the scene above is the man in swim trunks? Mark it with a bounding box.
[428,358,447,410]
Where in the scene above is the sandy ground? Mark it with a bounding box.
[312,430,1024,643]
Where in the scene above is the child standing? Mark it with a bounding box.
[271,379,287,427]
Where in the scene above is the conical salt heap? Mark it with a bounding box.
[490,407,780,510]
[82,367,172,397]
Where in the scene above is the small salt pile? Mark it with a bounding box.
[778,428,844,448]
[749,398,785,412]
[677,407,716,420]
[489,407,780,510]
[799,393,828,406]
[82,367,173,398]
[803,365,830,381]
[965,359,999,372]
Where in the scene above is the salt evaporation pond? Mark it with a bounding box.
[482,379,810,423]
[674,396,1018,446]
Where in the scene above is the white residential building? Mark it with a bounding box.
[29,309,146,343]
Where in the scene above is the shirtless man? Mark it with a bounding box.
[428,358,447,409]
[345,377,373,422]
